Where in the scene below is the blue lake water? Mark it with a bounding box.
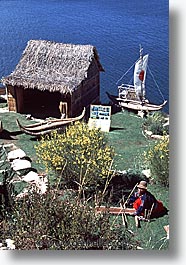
[0,0,169,113]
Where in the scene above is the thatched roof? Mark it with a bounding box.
[2,40,104,94]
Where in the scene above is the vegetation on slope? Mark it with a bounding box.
[0,105,169,250]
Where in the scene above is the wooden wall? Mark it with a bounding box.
[70,60,100,117]
[7,86,24,112]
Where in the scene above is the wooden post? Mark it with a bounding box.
[59,101,68,118]
[120,202,128,228]
[147,203,155,220]
[0,120,3,133]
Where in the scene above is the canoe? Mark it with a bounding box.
[16,107,85,136]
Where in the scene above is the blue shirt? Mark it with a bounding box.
[129,190,157,216]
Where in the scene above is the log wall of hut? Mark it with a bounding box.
[7,85,24,113]
[70,60,100,117]
[7,85,16,112]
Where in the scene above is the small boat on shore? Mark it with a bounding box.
[106,92,167,112]
[16,107,85,136]
[106,45,167,114]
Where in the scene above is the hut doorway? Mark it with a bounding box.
[22,89,67,119]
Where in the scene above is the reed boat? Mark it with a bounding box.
[16,107,85,136]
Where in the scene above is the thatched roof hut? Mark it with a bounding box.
[2,40,104,118]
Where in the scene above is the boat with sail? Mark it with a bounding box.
[16,107,85,136]
[106,45,167,114]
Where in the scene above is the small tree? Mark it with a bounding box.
[144,135,169,187]
[35,121,115,198]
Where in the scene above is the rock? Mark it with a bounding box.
[144,129,153,136]
[22,171,40,182]
[7,148,26,161]
[142,169,151,179]
[11,158,31,171]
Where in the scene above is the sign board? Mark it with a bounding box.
[88,105,111,132]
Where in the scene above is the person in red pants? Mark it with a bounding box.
[127,180,168,227]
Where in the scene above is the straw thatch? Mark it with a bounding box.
[2,40,104,94]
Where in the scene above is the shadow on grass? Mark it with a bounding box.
[110,127,126,131]
[30,136,41,141]
[0,129,23,140]
[9,130,24,136]
[0,97,7,103]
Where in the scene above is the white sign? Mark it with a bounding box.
[88,105,111,132]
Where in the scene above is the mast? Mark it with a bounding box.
[139,45,144,101]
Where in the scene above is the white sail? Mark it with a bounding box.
[134,54,149,100]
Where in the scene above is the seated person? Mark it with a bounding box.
[127,181,168,227]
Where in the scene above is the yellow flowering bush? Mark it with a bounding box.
[35,121,115,195]
[144,135,169,187]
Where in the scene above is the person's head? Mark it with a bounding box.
[137,180,147,194]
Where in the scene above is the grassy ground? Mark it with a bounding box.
[108,110,149,170]
[0,109,45,172]
[109,110,169,249]
[0,103,169,250]
[0,107,148,172]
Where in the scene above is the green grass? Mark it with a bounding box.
[0,106,169,250]
[108,110,149,170]
[0,111,45,172]
[128,182,169,249]
[0,108,149,172]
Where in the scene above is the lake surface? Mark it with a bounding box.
[0,0,169,113]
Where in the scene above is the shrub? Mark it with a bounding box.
[144,135,169,187]
[0,145,16,217]
[143,111,169,135]
[0,189,137,250]
[35,121,115,198]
